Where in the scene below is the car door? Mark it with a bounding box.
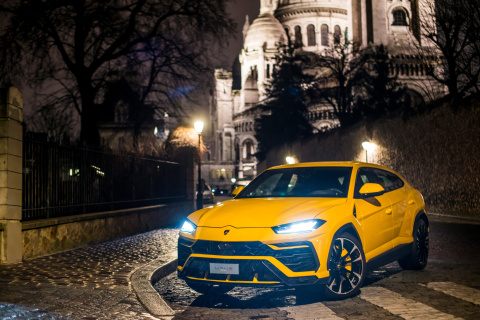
[372,169,407,240]
[353,167,394,258]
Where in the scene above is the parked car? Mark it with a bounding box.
[178,162,428,299]
[202,184,215,204]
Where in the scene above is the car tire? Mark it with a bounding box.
[398,218,429,270]
[185,281,234,295]
[323,232,366,300]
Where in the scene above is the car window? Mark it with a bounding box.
[372,169,404,192]
[237,167,353,199]
[354,167,379,197]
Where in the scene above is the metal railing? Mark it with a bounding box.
[22,133,186,221]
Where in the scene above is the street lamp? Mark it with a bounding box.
[194,121,204,210]
[286,156,296,164]
[362,141,375,163]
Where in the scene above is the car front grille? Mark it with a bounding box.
[178,238,318,273]
[182,257,280,282]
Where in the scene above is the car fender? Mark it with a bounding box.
[399,189,427,238]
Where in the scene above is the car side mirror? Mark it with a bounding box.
[231,186,244,197]
[359,183,385,198]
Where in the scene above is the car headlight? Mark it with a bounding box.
[272,219,326,234]
[180,220,197,233]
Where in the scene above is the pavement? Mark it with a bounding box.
[0,210,479,320]
[0,228,179,320]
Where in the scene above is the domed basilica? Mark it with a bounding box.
[203,0,441,190]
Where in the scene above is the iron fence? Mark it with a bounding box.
[22,133,186,221]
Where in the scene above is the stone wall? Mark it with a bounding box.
[259,97,480,217]
[22,201,193,260]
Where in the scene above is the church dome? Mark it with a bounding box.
[244,13,287,52]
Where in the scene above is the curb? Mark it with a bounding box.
[429,213,480,225]
[131,255,178,318]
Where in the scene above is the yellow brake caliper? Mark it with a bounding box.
[342,248,352,276]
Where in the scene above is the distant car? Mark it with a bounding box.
[202,184,215,204]
[213,187,229,196]
[178,162,429,299]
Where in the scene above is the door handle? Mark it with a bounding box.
[408,200,415,205]
[386,208,393,215]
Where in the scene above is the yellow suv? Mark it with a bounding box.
[178,162,429,299]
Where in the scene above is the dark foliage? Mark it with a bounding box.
[254,46,315,161]
[356,45,406,119]
[0,0,235,144]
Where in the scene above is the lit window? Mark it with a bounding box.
[392,9,408,26]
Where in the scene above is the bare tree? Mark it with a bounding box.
[315,37,367,126]
[419,0,480,99]
[0,0,235,144]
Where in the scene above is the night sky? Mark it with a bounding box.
[220,0,260,69]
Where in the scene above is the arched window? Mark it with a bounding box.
[307,24,316,46]
[321,24,329,46]
[243,140,254,160]
[334,25,341,44]
[294,25,302,47]
[284,28,291,45]
[392,9,408,26]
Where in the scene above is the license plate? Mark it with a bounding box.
[209,263,239,275]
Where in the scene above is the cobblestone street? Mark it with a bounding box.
[0,228,179,319]
[1,216,480,319]
[154,219,480,320]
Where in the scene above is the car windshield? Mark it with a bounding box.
[236,167,353,199]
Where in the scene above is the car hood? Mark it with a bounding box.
[189,197,347,228]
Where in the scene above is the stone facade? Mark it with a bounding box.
[0,87,23,264]
[208,0,440,188]
[259,97,480,217]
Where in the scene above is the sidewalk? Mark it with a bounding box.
[0,228,179,320]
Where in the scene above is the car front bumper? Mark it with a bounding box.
[177,237,330,287]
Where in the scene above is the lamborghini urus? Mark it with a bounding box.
[177,162,429,299]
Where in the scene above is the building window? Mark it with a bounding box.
[307,24,316,46]
[334,25,341,44]
[294,25,302,47]
[210,169,215,179]
[321,24,329,46]
[221,168,226,179]
[284,28,291,45]
[266,64,270,78]
[392,9,408,26]
[118,137,125,149]
[243,140,254,160]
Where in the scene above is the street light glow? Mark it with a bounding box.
[286,156,296,164]
[362,141,376,163]
[362,141,375,152]
[194,121,204,134]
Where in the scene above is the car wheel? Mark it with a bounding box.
[323,233,366,300]
[185,281,234,295]
[398,218,429,270]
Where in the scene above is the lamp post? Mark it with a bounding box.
[362,141,374,163]
[194,121,204,210]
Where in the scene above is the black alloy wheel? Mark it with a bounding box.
[324,233,366,299]
[398,218,429,270]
